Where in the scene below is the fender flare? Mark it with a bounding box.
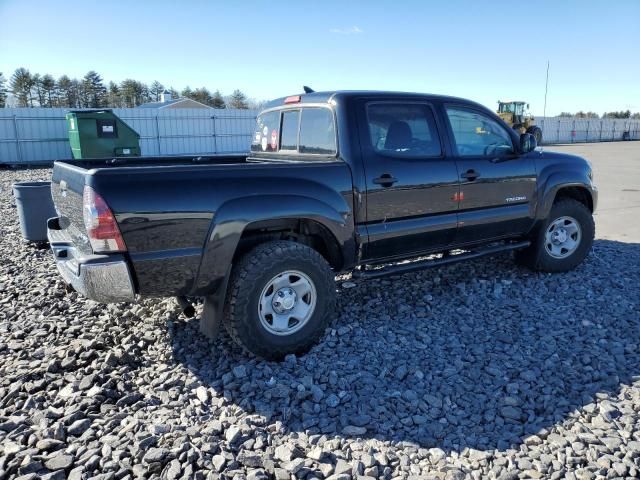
[536,171,595,221]
[191,194,353,296]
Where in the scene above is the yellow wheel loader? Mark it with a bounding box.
[497,101,543,144]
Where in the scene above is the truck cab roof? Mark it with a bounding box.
[263,90,488,111]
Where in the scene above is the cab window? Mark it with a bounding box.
[367,103,441,157]
[280,110,300,151]
[250,111,279,153]
[446,107,513,157]
[299,108,336,154]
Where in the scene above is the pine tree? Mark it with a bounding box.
[107,81,122,107]
[229,89,248,109]
[211,90,226,109]
[150,80,164,101]
[191,87,213,105]
[120,79,145,107]
[70,79,83,108]
[10,68,34,107]
[181,86,193,99]
[140,83,152,104]
[40,74,56,107]
[169,87,179,99]
[56,75,74,107]
[83,71,106,107]
[0,72,7,108]
[32,74,47,106]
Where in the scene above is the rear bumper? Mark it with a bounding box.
[47,217,135,303]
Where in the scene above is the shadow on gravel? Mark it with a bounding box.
[169,239,640,453]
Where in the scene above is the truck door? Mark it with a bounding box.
[358,100,460,261]
[443,105,537,243]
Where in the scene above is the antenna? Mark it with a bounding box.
[303,86,315,94]
[543,61,550,119]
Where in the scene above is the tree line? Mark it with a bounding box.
[556,110,640,119]
[0,68,257,109]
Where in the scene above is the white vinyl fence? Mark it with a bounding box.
[536,117,640,144]
[0,108,638,165]
[0,107,259,165]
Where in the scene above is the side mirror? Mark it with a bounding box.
[520,133,537,153]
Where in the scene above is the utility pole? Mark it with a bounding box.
[543,60,550,119]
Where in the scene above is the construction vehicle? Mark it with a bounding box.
[497,101,543,144]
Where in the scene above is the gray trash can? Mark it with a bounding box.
[13,181,57,243]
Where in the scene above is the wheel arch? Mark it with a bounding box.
[553,186,594,212]
[537,173,596,221]
[235,217,345,271]
[191,194,355,297]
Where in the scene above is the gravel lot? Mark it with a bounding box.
[1,151,639,480]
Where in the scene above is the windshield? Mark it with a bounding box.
[499,103,525,115]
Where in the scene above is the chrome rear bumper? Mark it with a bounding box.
[48,217,135,303]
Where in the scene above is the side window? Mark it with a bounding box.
[251,111,279,153]
[280,110,300,151]
[446,107,513,157]
[299,108,336,155]
[366,103,441,157]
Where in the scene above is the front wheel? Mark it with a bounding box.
[515,198,594,272]
[223,241,336,360]
[527,126,543,145]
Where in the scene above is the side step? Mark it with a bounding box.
[352,240,530,280]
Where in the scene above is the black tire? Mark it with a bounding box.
[515,198,594,272]
[224,241,336,360]
[527,126,543,145]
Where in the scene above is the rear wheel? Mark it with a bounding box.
[515,198,594,272]
[224,241,336,360]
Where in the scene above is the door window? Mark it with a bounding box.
[446,107,513,157]
[299,108,336,154]
[367,103,441,157]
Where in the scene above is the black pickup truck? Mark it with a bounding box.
[48,91,597,359]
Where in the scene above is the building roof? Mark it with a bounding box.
[137,98,212,109]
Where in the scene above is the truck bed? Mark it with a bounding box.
[50,154,355,297]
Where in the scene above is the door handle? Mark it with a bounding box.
[373,174,398,187]
[461,169,480,181]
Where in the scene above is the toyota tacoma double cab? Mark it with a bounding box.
[48,90,597,359]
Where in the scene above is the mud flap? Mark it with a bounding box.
[199,267,231,341]
[199,295,222,340]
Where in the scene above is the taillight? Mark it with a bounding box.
[82,186,126,253]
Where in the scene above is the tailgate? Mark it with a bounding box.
[50,161,93,255]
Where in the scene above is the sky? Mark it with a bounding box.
[1,0,639,115]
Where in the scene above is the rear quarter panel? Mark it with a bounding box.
[90,161,355,296]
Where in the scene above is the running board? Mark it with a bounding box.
[352,241,530,280]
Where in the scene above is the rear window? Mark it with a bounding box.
[280,110,300,151]
[367,103,441,157]
[251,107,336,156]
[251,111,280,153]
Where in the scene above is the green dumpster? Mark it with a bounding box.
[66,109,141,159]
